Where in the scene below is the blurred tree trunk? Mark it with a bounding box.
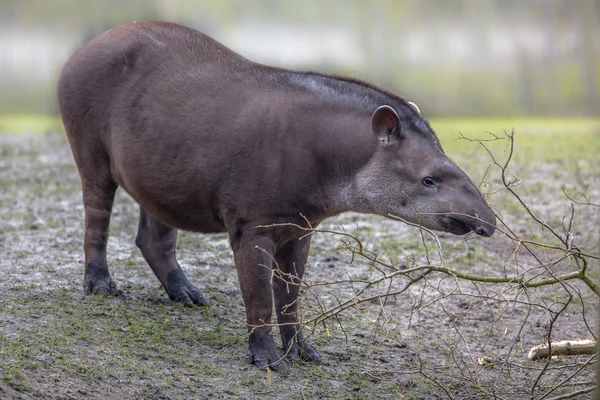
[543,4,559,115]
[517,50,535,115]
[581,0,599,115]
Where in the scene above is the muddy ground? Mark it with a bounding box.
[0,130,598,399]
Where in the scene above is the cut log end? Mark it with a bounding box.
[528,340,597,360]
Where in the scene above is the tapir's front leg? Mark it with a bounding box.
[273,237,321,363]
[230,228,289,371]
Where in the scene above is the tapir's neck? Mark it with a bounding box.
[317,112,376,216]
[274,100,377,217]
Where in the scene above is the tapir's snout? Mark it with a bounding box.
[473,204,496,237]
[473,221,495,237]
[450,180,497,237]
[462,207,496,237]
[443,205,496,237]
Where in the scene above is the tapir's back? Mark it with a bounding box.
[58,21,252,131]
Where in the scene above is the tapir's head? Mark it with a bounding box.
[353,104,496,237]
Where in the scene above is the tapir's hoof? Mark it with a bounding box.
[84,264,122,296]
[246,336,290,372]
[166,270,209,307]
[284,342,322,364]
[168,284,208,307]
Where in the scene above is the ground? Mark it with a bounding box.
[0,118,598,399]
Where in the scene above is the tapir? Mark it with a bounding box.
[57,21,496,371]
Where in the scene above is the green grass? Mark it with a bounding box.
[0,114,63,135]
[0,289,242,392]
[431,117,600,163]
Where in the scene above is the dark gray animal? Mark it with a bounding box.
[57,21,496,371]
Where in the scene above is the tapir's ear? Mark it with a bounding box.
[407,101,420,115]
[371,105,401,146]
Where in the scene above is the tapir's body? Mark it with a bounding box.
[58,21,495,370]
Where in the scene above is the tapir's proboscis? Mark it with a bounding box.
[58,21,496,371]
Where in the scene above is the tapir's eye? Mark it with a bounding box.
[422,177,436,188]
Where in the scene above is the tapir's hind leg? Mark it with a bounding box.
[78,155,121,296]
[135,207,208,306]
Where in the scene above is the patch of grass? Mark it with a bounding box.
[3,366,29,391]
[0,114,63,135]
[123,258,137,268]
[431,117,600,164]
[0,289,242,392]
[197,323,245,346]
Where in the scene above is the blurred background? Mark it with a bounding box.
[1,0,599,117]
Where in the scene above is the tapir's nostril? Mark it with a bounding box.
[475,226,488,237]
[474,224,496,237]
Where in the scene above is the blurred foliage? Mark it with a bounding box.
[0,0,599,116]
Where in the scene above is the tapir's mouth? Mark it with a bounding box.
[444,215,495,237]
[444,217,472,235]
